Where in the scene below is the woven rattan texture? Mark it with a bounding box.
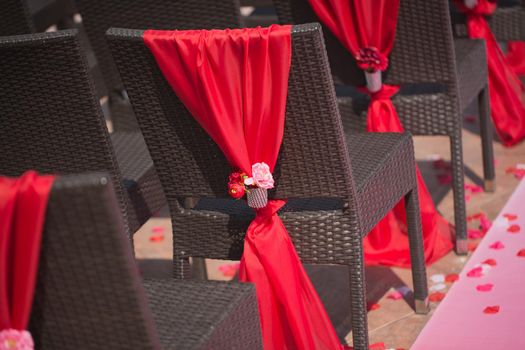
[1,0,34,35]
[144,279,262,350]
[0,30,134,234]
[111,132,167,224]
[109,23,428,349]
[0,30,169,237]
[75,0,241,93]
[29,174,159,350]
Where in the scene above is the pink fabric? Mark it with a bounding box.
[412,179,525,349]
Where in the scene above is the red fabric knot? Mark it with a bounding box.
[355,47,388,72]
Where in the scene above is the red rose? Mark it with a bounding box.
[228,182,245,199]
[229,172,243,183]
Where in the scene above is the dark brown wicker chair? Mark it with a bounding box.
[74,0,242,131]
[28,172,262,350]
[0,30,165,239]
[274,0,494,254]
[107,23,429,349]
[452,0,525,42]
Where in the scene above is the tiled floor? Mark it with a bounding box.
[134,119,525,349]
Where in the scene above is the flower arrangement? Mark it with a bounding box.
[355,47,388,72]
[0,329,34,350]
[228,162,274,200]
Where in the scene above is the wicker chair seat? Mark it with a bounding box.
[178,132,415,263]
[144,279,261,350]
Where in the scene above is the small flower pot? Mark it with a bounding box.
[247,187,268,209]
[365,70,382,92]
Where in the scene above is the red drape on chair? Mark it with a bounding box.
[0,171,55,349]
[144,25,345,350]
[454,0,525,146]
[506,41,525,76]
[308,0,453,267]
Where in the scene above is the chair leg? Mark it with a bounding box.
[348,238,369,350]
[405,188,429,314]
[450,133,468,255]
[478,85,496,192]
[174,256,192,279]
[191,257,208,280]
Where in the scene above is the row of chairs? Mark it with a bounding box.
[1,23,427,349]
[5,0,524,255]
[1,0,523,348]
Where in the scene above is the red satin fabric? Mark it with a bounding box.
[306,0,398,60]
[309,0,453,266]
[507,41,525,76]
[362,86,454,266]
[144,25,343,350]
[454,0,525,146]
[0,171,55,331]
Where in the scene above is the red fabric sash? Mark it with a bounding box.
[308,0,453,267]
[0,171,55,348]
[507,41,525,76]
[144,25,344,350]
[454,0,525,146]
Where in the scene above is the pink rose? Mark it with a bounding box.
[0,329,34,350]
[251,162,274,189]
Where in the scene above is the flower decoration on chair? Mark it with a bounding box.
[228,162,274,208]
[0,327,34,350]
[355,47,388,72]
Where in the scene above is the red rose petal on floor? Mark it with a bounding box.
[476,283,494,292]
[152,226,165,233]
[467,266,483,277]
[445,273,459,283]
[482,258,497,266]
[467,212,485,222]
[149,233,164,242]
[429,292,446,302]
[468,229,483,239]
[218,263,240,277]
[517,249,525,257]
[480,217,492,232]
[507,224,521,233]
[369,343,386,350]
[516,169,525,180]
[483,305,500,314]
[465,183,483,193]
[503,214,518,221]
[506,166,516,174]
[468,242,478,251]
[489,241,505,250]
[387,290,403,300]
[367,302,381,311]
